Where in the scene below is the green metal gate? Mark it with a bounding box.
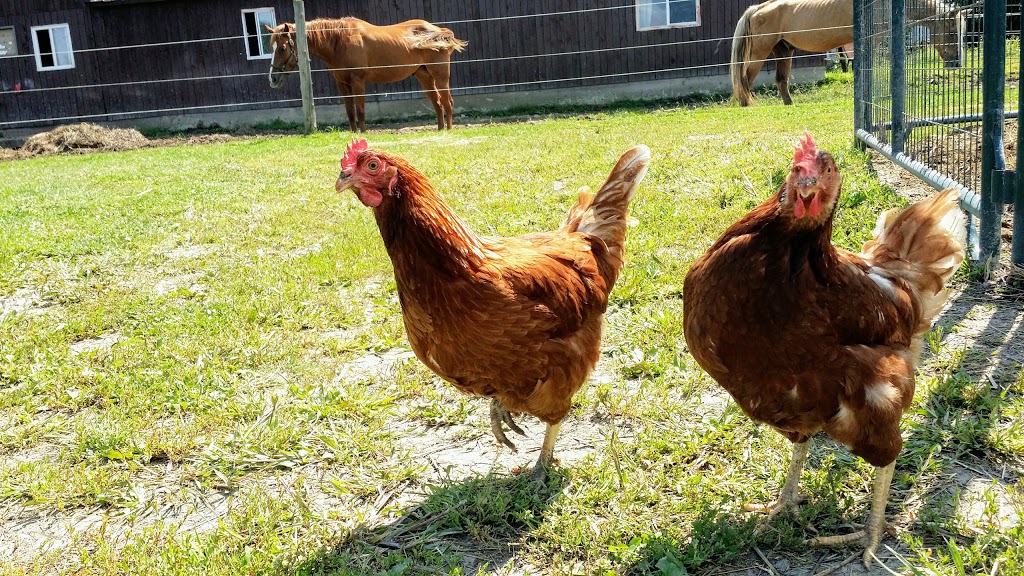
[853,0,1022,270]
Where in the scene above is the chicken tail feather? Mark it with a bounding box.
[864,188,966,333]
[562,145,651,269]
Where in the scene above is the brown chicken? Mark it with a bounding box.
[683,132,964,566]
[335,139,651,479]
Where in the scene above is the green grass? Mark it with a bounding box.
[2,72,1023,575]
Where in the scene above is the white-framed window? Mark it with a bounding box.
[636,0,701,30]
[241,8,277,60]
[0,27,17,57]
[31,24,74,71]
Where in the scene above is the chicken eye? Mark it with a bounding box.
[367,160,380,172]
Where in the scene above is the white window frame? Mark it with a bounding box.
[635,0,702,31]
[0,27,17,57]
[241,8,277,60]
[30,23,75,71]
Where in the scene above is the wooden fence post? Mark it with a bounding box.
[293,0,316,133]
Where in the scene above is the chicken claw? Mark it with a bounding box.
[490,398,526,451]
[746,493,807,535]
[745,440,810,535]
[807,462,896,570]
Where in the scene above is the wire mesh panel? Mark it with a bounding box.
[860,0,986,193]
[856,0,1022,265]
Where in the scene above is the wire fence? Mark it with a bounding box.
[0,26,851,98]
[0,3,844,129]
[854,0,1021,266]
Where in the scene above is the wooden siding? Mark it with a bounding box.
[0,0,816,128]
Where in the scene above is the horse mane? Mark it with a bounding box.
[303,17,359,46]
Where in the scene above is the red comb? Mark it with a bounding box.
[342,138,368,172]
[792,131,818,175]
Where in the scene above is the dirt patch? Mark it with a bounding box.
[153,273,206,297]
[69,332,121,356]
[0,289,51,318]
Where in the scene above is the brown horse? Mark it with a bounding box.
[267,18,467,131]
[731,0,962,106]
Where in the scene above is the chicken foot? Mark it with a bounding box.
[528,421,563,483]
[490,398,526,452]
[808,461,895,570]
[746,440,809,535]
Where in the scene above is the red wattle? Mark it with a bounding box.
[794,197,806,219]
[357,189,383,207]
[809,192,822,217]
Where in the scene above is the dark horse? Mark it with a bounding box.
[267,18,467,131]
[731,0,962,106]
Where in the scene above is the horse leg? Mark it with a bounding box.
[351,77,367,132]
[334,76,357,132]
[772,43,795,106]
[742,39,776,107]
[413,66,445,130]
[431,62,456,129]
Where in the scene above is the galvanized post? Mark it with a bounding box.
[980,0,1007,266]
[860,0,875,136]
[853,0,865,137]
[890,0,906,154]
[293,0,317,134]
[1014,34,1024,267]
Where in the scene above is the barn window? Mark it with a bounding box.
[31,24,74,71]
[242,8,277,60]
[0,27,16,57]
[636,0,701,30]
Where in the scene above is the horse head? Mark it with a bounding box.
[266,23,297,88]
[929,3,963,68]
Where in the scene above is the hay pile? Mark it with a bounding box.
[21,123,149,156]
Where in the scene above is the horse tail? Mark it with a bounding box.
[409,26,468,53]
[731,3,759,106]
[439,27,469,53]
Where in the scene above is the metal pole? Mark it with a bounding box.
[1014,32,1024,267]
[853,0,865,138]
[980,0,1007,265]
[293,0,317,134]
[890,0,906,154]
[862,0,875,134]
[856,128,982,260]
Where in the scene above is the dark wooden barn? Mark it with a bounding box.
[0,0,823,131]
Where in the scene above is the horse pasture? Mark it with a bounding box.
[1,75,1022,575]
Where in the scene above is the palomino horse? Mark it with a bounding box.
[731,0,962,106]
[267,18,467,131]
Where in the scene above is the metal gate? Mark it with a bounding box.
[853,0,1022,270]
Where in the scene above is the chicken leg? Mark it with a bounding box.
[746,440,809,534]
[490,398,526,451]
[527,421,563,482]
[809,461,895,570]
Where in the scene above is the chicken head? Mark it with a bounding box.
[335,138,399,208]
[782,131,842,224]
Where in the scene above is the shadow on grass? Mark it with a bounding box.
[295,470,567,575]
[611,507,757,576]
[887,281,1024,571]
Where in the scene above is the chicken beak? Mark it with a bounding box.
[797,177,818,196]
[335,172,354,193]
